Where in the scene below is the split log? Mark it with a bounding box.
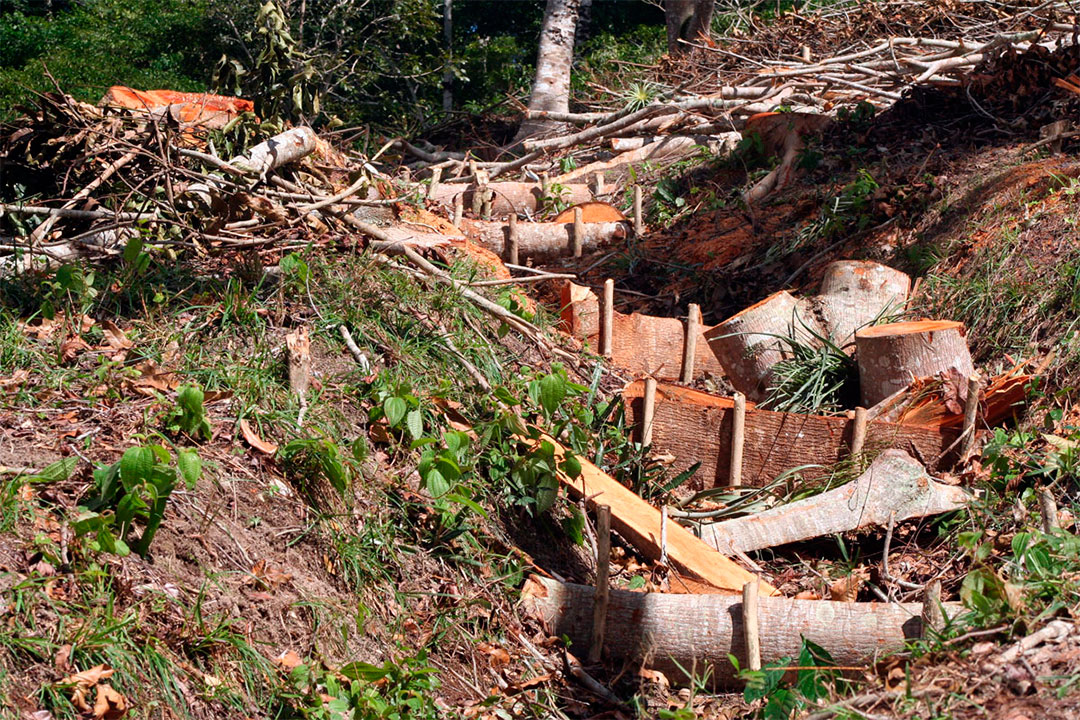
[427,182,592,215]
[815,260,911,347]
[559,282,724,381]
[523,575,951,686]
[856,320,974,407]
[622,381,962,492]
[704,291,823,402]
[698,450,971,554]
[543,433,776,595]
[553,202,625,224]
[462,220,629,262]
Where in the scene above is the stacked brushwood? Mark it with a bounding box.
[0,92,414,277]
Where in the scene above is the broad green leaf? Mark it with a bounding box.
[538,373,565,416]
[535,474,558,514]
[423,467,450,498]
[384,396,407,427]
[560,453,582,480]
[122,234,144,264]
[405,408,423,440]
[31,457,78,483]
[119,446,154,486]
[177,450,201,489]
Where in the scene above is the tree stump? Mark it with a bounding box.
[704,291,822,402]
[816,260,911,347]
[856,320,974,407]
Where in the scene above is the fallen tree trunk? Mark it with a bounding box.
[698,450,971,554]
[623,381,962,492]
[704,291,823,402]
[856,320,974,407]
[462,219,629,261]
[815,260,911,347]
[524,575,949,686]
[559,282,724,381]
[427,182,592,215]
[544,433,776,595]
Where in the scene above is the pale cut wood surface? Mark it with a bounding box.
[622,381,960,492]
[524,576,949,686]
[542,433,778,596]
[856,320,974,406]
[815,260,911,347]
[698,450,971,553]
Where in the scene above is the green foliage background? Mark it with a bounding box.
[0,0,665,132]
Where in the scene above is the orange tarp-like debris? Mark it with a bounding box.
[99,86,254,128]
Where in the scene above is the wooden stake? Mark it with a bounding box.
[427,167,442,200]
[642,377,657,447]
[959,373,981,459]
[593,172,605,196]
[921,579,944,638]
[480,190,493,219]
[573,206,584,258]
[588,504,611,664]
[507,213,519,265]
[680,303,700,384]
[729,392,746,487]
[850,406,868,456]
[633,185,643,235]
[452,194,464,226]
[1039,488,1059,533]
[742,580,761,671]
[660,505,669,565]
[540,171,550,195]
[601,278,614,358]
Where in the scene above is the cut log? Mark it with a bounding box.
[704,290,823,402]
[553,202,626,223]
[698,450,971,554]
[427,182,592,215]
[815,260,911,347]
[523,575,949,686]
[462,219,629,262]
[856,320,975,407]
[622,381,962,492]
[229,127,318,176]
[542,433,776,595]
[559,282,725,381]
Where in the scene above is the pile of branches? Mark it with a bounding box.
[497,1,1080,164]
[0,92,409,277]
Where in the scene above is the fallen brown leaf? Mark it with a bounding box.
[61,664,114,711]
[240,419,278,455]
[92,684,127,720]
[274,650,302,670]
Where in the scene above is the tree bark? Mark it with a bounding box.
[523,575,947,687]
[621,381,962,493]
[461,218,628,262]
[515,0,581,142]
[704,290,823,403]
[427,182,592,215]
[698,450,971,554]
[442,0,453,113]
[815,260,911,347]
[665,0,714,54]
[855,320,974,407]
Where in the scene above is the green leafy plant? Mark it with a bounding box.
[165,384,212,441]
[540,182,572,216]
[279,435,351,499]
[40,264,97,320]
[762,317,859,414]
[731,638,842,719]
[74,444,201,557]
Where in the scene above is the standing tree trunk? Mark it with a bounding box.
[514,0,581,142]
[442,0,453,113]
[666,0,714,54]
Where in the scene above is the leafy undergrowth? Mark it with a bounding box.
[0,244,686,719]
